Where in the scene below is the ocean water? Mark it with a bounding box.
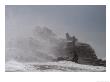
[5,27,106,72]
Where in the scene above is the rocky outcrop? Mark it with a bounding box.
[56,33,106,67]
[76,43,97,64]
[75,43,106,67]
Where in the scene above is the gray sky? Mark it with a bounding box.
[5,5,106,59]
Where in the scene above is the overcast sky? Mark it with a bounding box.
[5,5,106,59]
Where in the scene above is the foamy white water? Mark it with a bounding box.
[5,60,106,72]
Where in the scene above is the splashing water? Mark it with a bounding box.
[6,26,66,63]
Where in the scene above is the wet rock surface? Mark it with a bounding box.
[56,33,106,67]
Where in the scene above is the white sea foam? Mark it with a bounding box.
[5,60,105,72]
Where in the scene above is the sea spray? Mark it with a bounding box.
[5,26,65,62]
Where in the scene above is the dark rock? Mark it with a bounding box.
[56,33,106,67]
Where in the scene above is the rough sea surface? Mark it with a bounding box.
[5,60,105,72]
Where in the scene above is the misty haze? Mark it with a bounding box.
[5,5,106,72]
